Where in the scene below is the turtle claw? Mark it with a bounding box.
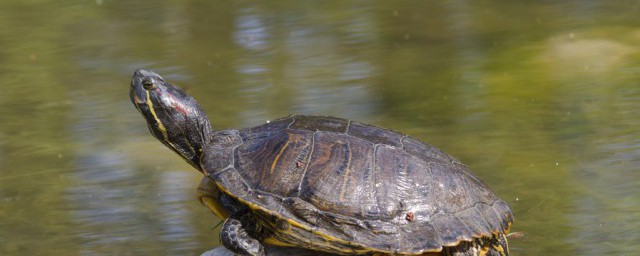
[221,213,265,256]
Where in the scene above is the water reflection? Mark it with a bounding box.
[69,148,206,255]
[569,86,640,256]
[233,4,378,125]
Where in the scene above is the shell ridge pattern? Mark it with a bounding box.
[345,119,352,133]
[425,162,443,251]
[226,176,506,252]
[218,115,510,254]
[399,135,408,149]
[452,214,475,242]
[451,200,509,235]
[295,130,317,198]
[362,142,379,223]
[215,132,258,202]
[452,203,493,239]
[393,223,402,254]
[432,212,460,247]
[228,136,243,172]
[337,140,353,202]
[371,144,382,221]
[209,166,233,177]
[416,160,506,247]
[253,190,287,200]
[286,116,296,129]
[205,130,244,177]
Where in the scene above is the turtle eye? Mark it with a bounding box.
[142,80,155,90]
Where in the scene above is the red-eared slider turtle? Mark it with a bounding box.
[130,70,513,256]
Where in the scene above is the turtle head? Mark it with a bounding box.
[130,69,213,170]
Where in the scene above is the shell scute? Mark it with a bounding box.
[205,115,512,254]
[347,122,403,147]
[289,115,349,133]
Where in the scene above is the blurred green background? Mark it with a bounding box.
[1,1,639,255]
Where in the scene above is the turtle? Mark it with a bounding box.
[130,69,513,256]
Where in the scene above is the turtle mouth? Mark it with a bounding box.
[130,87,145,105]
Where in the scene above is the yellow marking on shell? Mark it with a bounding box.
[338,142,352,202]
[270,140,290,174]
[145,90,169,140]
[213,177,511,255]
[214,183,376,254]
[263,236,295,247]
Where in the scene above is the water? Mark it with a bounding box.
[1,1,639,255]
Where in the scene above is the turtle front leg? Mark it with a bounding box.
[221,211,266,256]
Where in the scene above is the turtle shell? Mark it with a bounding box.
[202,115,513,254]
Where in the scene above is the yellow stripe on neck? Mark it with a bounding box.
[146,90,169,141]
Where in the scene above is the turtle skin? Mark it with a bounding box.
[200,115,513,255]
